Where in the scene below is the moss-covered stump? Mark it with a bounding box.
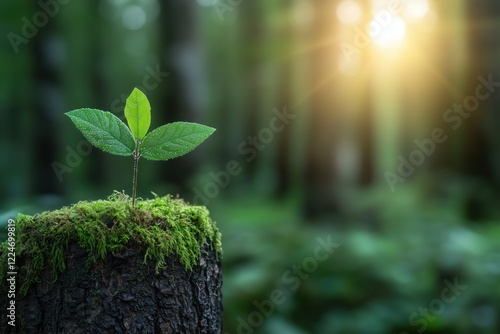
[0,193,222,333]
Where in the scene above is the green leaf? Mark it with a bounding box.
[124,88,151,140]
[141,122,215,161]
[66,108,136,156]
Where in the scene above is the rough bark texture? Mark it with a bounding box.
[1,242,222,333]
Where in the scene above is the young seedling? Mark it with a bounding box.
[66,88,215,206]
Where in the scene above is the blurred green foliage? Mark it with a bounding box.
[217,183,500,333]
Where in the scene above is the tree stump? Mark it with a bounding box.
[0,194,222,333]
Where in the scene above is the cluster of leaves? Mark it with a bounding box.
[66,88,215,205]
[66,88,215,160]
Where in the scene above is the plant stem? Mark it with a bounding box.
[132,141,141,207]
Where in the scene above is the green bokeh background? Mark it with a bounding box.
[1,0,500,333]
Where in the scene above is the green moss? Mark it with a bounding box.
[0,192,222,296]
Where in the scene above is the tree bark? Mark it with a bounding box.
[1,241,222,333]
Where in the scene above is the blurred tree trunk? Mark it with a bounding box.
[355,1,374,187]
[240,0,264,180]
[275,2,294,197]
[359,91,375,186]
[58,0,102,196]
[461,0,500,220]
[0,3,35,202]
[463,0,498,180]
[159,0,205,189]
[303,0,341,217]
[32,8,60,195]
[88,0,110,188]
[275,70,293,196]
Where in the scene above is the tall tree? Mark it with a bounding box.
[463,0,498,180]
[0,3,36,203]
[303,0,342,217]
[31,6,61,195]
[461,0,500,220]
[159,0,205,189]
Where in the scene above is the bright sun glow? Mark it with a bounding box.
[369,15,407,48]
[405,0,430,20]
[336,0,363,26]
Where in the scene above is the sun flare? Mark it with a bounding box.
[336,0,363,26]
[369,15,407,48]
[405,0,430,20]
